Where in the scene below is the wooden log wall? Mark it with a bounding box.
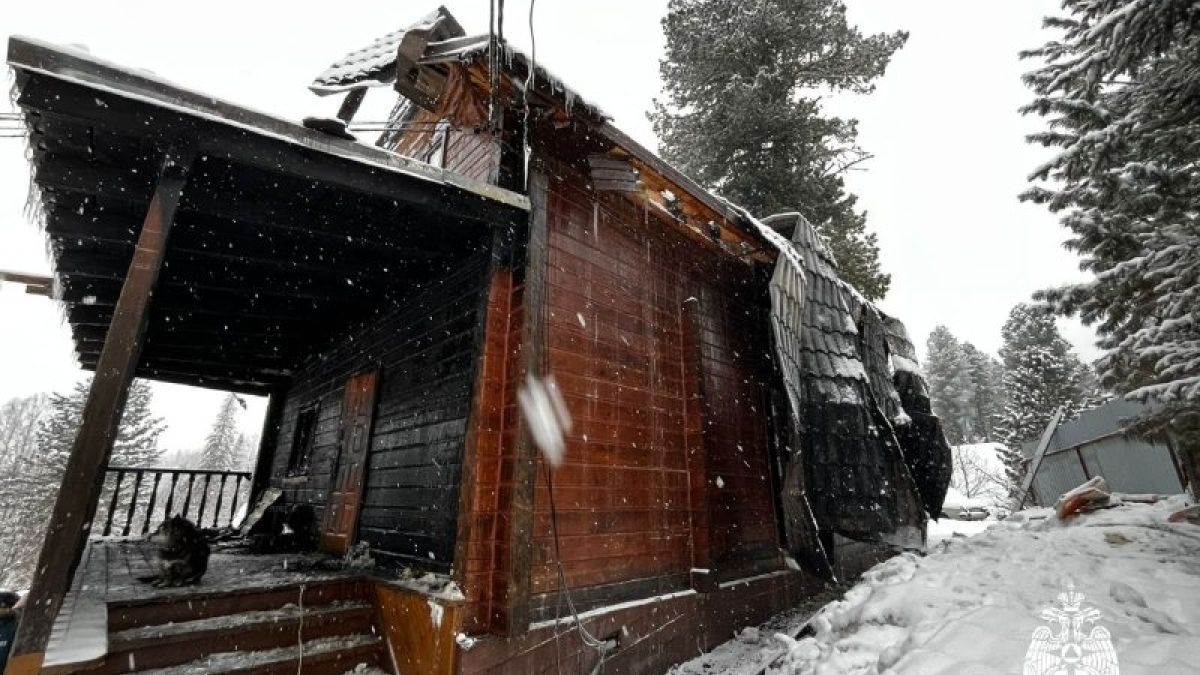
[516,157,781,621]
[269,248,491,571]
[455,263,524,634]
[373,583,463,675]
[384,76,496,185]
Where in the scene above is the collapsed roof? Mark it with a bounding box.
[309,6,466,94]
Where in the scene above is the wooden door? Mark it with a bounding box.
[321,370,379,554]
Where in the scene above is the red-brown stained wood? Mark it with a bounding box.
[519,157,781,618]
[373,584,460,675]
[458,569,820,675]
[320,370,380,555]
[456,263,521,634]
[382,62,784,635]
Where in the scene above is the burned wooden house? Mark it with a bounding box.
[4,9,949,675]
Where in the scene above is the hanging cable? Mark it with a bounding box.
[294,583,306,675]
[521,0,537,190]
[545,464,614,675]
[487,0,498,134]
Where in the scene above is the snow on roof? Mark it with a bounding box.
[424,37,610,120]
[309,6,465,94]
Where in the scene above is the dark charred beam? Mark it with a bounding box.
[52,249,402,307]
[76,360,279,397]
[70,317,299,346]
[45,205,446,272]
[78,350,293,378]
[250,388,288,502]
[57,271,379,317]
[504,169,545,636]
[67,305,313,339]
[76,338,297,367]
[77,350,290,386]
[46,214,433,281]
[76,329,303,361]
[10,151,189,668]
[35,153,480,257]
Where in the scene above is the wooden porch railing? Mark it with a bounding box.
[96,467,253,538]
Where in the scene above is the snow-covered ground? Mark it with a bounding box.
[926,514,994,546]
[670,497,1200,675]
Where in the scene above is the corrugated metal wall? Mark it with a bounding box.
[1032,452,1090,505]
[1028,399,1184,504]
[1081,436,1182,494]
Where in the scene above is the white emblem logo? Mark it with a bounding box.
[1023,581,1119,675]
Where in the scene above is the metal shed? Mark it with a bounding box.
[1023,399,1188,504]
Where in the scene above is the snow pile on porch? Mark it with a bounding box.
[669,497,1200,675]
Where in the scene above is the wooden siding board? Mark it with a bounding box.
[519,157,781,618]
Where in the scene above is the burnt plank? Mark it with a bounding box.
[10,151,190,668]
[505,168,548,635]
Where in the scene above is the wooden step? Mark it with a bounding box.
[91,602,376,674]
[107,578,369,632]
[130,634,387,675]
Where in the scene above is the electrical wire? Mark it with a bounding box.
[545,464,613,675]
[295,583,305,675]
[522,0,536,191]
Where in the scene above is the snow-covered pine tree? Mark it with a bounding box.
[925,326,975,445]
[1020,0,1200,482]
[112,380,166,468]
[994,304,1088,498]
[651,0,907,300]
[0,379,168,587]
[201,394,243,470]
[0,383,88,588]
[0,393,49,472]
[235,430,260,472]
[0,393,50,587]
[962,342,1004,442]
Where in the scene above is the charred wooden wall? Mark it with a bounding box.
[269,248,491,571]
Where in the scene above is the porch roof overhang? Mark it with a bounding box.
[8,36,529,395]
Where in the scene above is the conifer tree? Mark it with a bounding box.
[0,394,49,472]
[994,304,1087,498]
[962,342,1004,442]
[201,394,243,471]
[0,379,167,587]
[1021,1,1200,459]
[113,380,166,468]
[925,326,975,445]
[652,0,907,300]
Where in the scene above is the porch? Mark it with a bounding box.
[45,539,384,675]
[5,35,527,674]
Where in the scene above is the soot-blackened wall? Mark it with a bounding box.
[269,249,491,571]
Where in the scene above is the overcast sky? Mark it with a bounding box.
[0,0,1095,451]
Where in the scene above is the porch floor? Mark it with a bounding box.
[44,539,357,672]
[81,540,356,604]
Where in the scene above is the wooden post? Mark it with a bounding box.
[336,87,367,124]
[503,168,545,635]
[248,387,287,504]
[6,152,189,675]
